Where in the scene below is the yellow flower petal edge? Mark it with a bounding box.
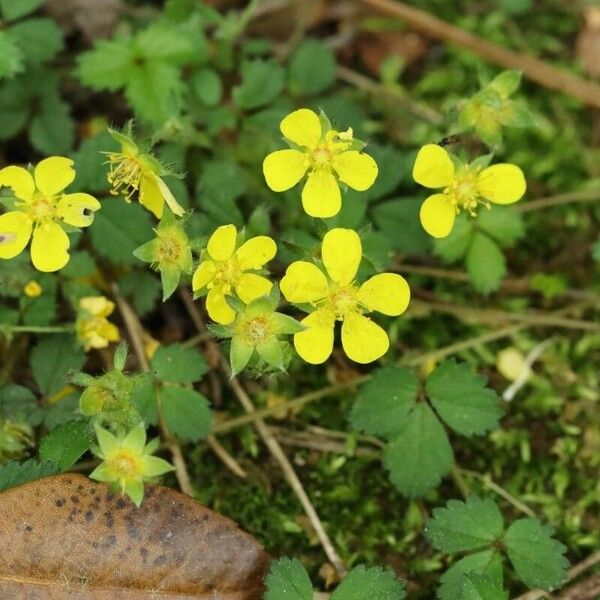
[332,151,378,191]
[236,236,277,270]
[419,193,456,239]
[235,273,272,304]
[280,108,322,148]
[412,144,455,189]
[341,312,389,364]
[293,309,336,364]
[207,224,238,262]
[301,170,341,218]
[34,156,76,197]
[0,165,35,200]
[0,211,32,259]
[358,273,410,316]
[263,149,308,192]
[321,228,362,285]
[30,221,70,273]
[206,286,236,325]
[477,164,526,205]
[280,261,329,304]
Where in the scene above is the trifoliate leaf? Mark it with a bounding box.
[288,39,336,96]
[350,366,419,439]
[435,215,474,262]
[151,344,208,384]
[466,232,506,294]
[460,573,508,600]
[0,0,45,20]
[0,459,60,493]
[477,207,525,247]
[426,361,503,437]
[160,386,213,442]
[77,37,134,91]
[0,31,23,79]
[233,59,285,110]
[31,335,86,397]
[426,496,504,553]
[9,18,64,65]
[438,550,503,600]
[503,518,569,590]
[264,557,313,600]
[383,403,453,497]
[90,200,154,265]
[331,565,406,600]
[39,421,91,471]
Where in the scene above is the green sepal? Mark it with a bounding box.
[256,337,285,371]
[160,264,181,301]
[230,335,254,377]
[272,312,304,335]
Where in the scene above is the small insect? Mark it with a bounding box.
[437,135,461,147]
[0,232,16,245]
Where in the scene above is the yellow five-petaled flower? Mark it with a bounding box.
[413,144,526,238]
[0,157,100,272]
[192,224,277,325]
[76,296,120,352]
[263,108,378,218]
[280,228,410,364]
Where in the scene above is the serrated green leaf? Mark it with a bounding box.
[426,496,504,553]
[477,208,525,247]
[489,70,521,98]
[331,565,406,600]
[135,21,206,64]
[0,384,43,425]
[117,270,162,316]
[233,59,285,110]
[191,67,222,106]
[434,215,474,262]
[460,573,508,600]
[131,379,158,426]
[383,402,453,497]
[151,343,208,384]
[504,518,569,590]
[39,420,91,471]
[466,232,506,294]
[29,95,74,154]
[77,37,134,91]
[288,39,336,96]
[9,18,63,65]
[438,550,503,600]
[0,0,45,20]
[264,557,313,600]
[350,366,419,439]
[0,31,23,79]
[426,361,503,437]
[0,459,60,493]
[71,132,116,193]
[30,335,86,397]
[160,386,212,442]
[90,200,154,266]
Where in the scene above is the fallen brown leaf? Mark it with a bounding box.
[0,474,270,599]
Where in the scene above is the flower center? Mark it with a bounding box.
[445,168,487,216]
[29,197,55,221]
[311,145,332,168]
[327,283,360,319]
[158,236,182,264]
[211,259,241,294]
[106,153,143,200]
[242,316,271,346]
[107,450,141,479]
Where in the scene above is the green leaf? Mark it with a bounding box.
[350,366,419,439]
[488,71,521,98]
[331,566,406,600]
[191,67,222,106]
[0,0,45,20]
[438,550,503,600]
[0,459,60,493]
[477,208,525,247]
[460,573,508,600]
[71,131,116,193]
[503,518,569,590]
[117,270,162,316]
[230,336,254,377]
[426,361,503,437]
[90,200,154,265]
[9,18,64,65]
[29,95,74,154]
[434,215,474,262]
[426,496,504,553]
[383,403,453,497]
[30,335,86,397]
[135,19,207,65]
[77,37,134,91]
[466,232,506,294]
[151,343,208,384]
[288,39,336,96]
[160,386,213,442]
[363,145,405,202]
[0,384,43,425]
[0,76,29,138]
[131,379,158,426]
[264,557,313,600]
[39,420,91,471]
[0,31,23,79]
[233,59,285,110]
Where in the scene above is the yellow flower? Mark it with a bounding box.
[192,224,276,325]
[23,280,42,298]
[412,144,526,238]
[263,108,378,218]
[105,129,185,219]
[76,296,120,351]
[280,228,410,364]
[0,157,100,272]
[90,425,174,507]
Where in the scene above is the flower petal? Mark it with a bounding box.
[332,151,378,191]
[412,144,454,189]
[153,173,186,216]
[139,172,164,219]
[206,285,236,325]
[293,309,335,365]
[235,273,272,304]
[341,312,389,364]
[207,224,237,262]
[301,170,341,218]
[34,157,75,196]
[30,221,70,272]
[236,236,277,270]
[56,193,101,227]
[477,164,526,205]
[0,211,32,259]
[280,261,329,303]
[358,273,411,316]
[192,260,216,291]
[322,228,362,285]
[280,108,322,148]
[0,166,35,200]
[80,296,115,317]
[263,149,308,192]
[419,193,456,238]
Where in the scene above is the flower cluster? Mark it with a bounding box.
[76,296,120,351]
